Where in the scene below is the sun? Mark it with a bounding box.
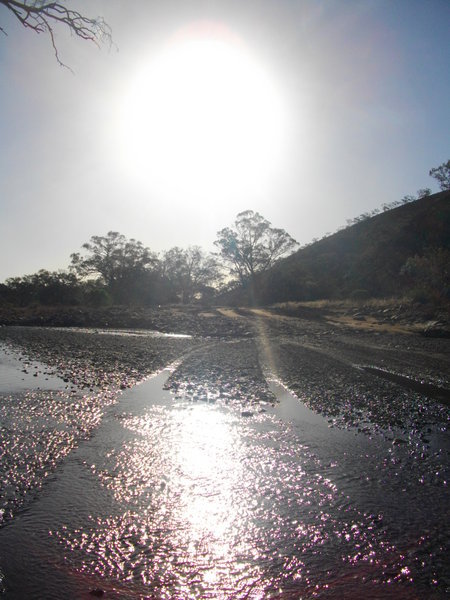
[116,24,288,202]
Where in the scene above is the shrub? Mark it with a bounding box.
[350,289,370,301]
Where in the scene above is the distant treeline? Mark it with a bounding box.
[0,210,299,308]
[1,190,449,309]
[1,238,220,308]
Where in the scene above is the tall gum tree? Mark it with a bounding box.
[70,231,158,303]
[215,210,298,290]
[161,246,220,304]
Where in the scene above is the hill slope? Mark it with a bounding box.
[225,191,450,304]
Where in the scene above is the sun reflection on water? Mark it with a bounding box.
[51,383,419,598]
[167,404,257,592]
[80,400,268,597]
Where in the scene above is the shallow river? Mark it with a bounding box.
[0,340,448,599]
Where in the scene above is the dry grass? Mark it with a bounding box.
[269,297,433,335]
[325,314,418,334]
[246,308,289,320]
[219,299,447,336]
[272,297,412,312]
[216,308,245,319]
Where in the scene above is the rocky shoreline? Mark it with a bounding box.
[1,299,449,338]
[0,305,251,338]
[0,326,199,393]
[1,303,449,434]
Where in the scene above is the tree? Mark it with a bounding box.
[215,210,298,287]
[161,246,220,304]
[401,247,450,303]
[417,188,431,199]
[4,269,81,306]
[70,231,158,303]
[429,160,450,191]
[0,0,112,67]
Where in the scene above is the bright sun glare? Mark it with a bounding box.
[117,26,288,201]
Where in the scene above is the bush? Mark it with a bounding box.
[350,289,370,301]
[84,287,112,308]
[401,247,450,305]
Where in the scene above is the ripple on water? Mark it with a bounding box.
[50,386,425,599]
[0,347,448,599]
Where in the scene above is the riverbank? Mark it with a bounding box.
[1,302,449,434]
[0,305,250,338]
[1,298,449,338]
[269,298,450,337]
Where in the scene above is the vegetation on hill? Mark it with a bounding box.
[222,191,450,306]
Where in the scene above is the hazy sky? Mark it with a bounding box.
[1,0,449,282]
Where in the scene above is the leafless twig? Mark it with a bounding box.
[0,0,112,68]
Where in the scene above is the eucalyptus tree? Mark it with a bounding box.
[429,160,450,191]
[215,210,298,287]
[70,231,158,304]
[161,246,220,304]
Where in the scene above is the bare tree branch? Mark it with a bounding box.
[0,0,112,67]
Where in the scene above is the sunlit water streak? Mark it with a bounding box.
[46,327,192,339]
[0,347,117,527]
[0,349,448,598]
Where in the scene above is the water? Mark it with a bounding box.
[0,341,448,598]
[0,347,68,393]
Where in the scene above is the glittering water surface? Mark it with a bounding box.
[0,347,115,526]
[0,344,448,599]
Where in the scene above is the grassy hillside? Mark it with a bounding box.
[226,190,450,305]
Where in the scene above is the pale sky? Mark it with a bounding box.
[1,0,449,282]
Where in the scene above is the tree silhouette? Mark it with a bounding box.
[215,210,298,287]
[4,269,81,306]
[429,160,450,191]
[0,0,111,67]
[161,246,220,304]
[70,232,157,303]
